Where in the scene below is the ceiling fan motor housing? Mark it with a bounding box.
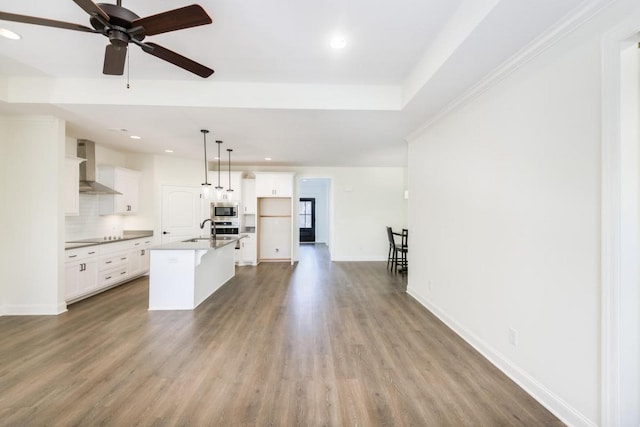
[90,3,146,45]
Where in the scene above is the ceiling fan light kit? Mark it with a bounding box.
[0,0,214,77]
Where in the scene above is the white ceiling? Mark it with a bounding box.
[0,0,597,166]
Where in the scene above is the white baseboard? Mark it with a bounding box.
[406,286,596,427]
[3,302,67,315]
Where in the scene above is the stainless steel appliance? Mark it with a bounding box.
[212,202,241,250]
[211,202,239,219]
[214,221,239,235]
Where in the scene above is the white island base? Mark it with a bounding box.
[149,240,236,310]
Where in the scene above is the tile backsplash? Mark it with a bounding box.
[65,195,124,241]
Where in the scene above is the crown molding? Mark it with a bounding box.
[405,0,615,143]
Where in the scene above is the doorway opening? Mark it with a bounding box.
[298,178,331,256]
[299,198,316,242]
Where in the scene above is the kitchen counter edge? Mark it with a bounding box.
[65,230,154,250]
[150,235,247,251]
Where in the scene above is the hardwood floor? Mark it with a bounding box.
[0,244,562,426]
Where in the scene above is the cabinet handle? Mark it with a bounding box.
[106,261,112,264]
[69,255,77,258]
[135,242,140,246]
[88,251,96,255]
[120,257,126,260]
[141,250,145,256]
[120,271,126,275]
[106,276,112,280]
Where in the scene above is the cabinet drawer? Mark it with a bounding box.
[99,266,129,286]
[65,247,98,262]
[99,252,129,271]
[130,238,152,249]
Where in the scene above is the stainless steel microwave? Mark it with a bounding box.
[212,202,238,218]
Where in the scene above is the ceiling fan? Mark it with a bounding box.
[0,0,214,78]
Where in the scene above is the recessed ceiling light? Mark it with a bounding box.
[130,135,141,140]
[330,36,346,49]
[0,28,21,40]
[265,157,272,161]
[164,149,174,153]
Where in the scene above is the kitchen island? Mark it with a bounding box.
[148,236,244,310]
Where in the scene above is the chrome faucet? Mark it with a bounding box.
[200,218,216,239]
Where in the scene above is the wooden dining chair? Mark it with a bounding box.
[397,228,408,273]
[386,226,396,271]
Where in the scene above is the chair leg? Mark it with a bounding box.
[393,248,399,273]
[387,245,392,270]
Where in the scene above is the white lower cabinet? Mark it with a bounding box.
[128,238,152,276]
[64,247,99,301]
[65,237,153,303]
[98,250,129,287]
[239,233,257,265]
[65,259,98,301]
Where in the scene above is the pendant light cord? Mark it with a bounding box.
[215,141,223,190]
[202,130,209,184]
[227,149,234,192]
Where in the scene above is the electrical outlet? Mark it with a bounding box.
[508,328,518,347]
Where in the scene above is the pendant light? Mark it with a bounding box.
[215,140,224,198]
[200,129,211,198]
[226,148,234,193]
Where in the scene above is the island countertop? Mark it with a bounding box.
[150,235,246,251]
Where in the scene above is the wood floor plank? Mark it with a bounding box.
[0,244,563,426]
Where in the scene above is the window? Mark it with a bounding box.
[299,200,312,228]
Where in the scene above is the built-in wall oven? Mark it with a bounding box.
[214,221,239,235]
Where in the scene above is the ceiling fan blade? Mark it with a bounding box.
[0,11,97,33]
[72,0,109,21]
[132,5,212,36]
[141,42,213,78]
[103,44,127,75]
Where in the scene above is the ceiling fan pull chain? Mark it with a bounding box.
[126,47,130,89]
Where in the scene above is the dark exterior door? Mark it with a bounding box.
[299,198,315,242]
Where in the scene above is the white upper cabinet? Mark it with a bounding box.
[65,156,85,216]
[98,166,141,215]
[209,171,242,202]
[242,178,256,214]
[255,172,294,198]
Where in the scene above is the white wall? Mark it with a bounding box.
[405,4,635,425]
[619,40,640,426]
[1,116,66,315]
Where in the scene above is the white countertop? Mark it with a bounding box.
[150,235,246,251]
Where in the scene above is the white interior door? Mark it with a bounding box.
[161,186,206,244]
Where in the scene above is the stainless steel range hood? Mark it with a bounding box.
[77,140,122,195]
